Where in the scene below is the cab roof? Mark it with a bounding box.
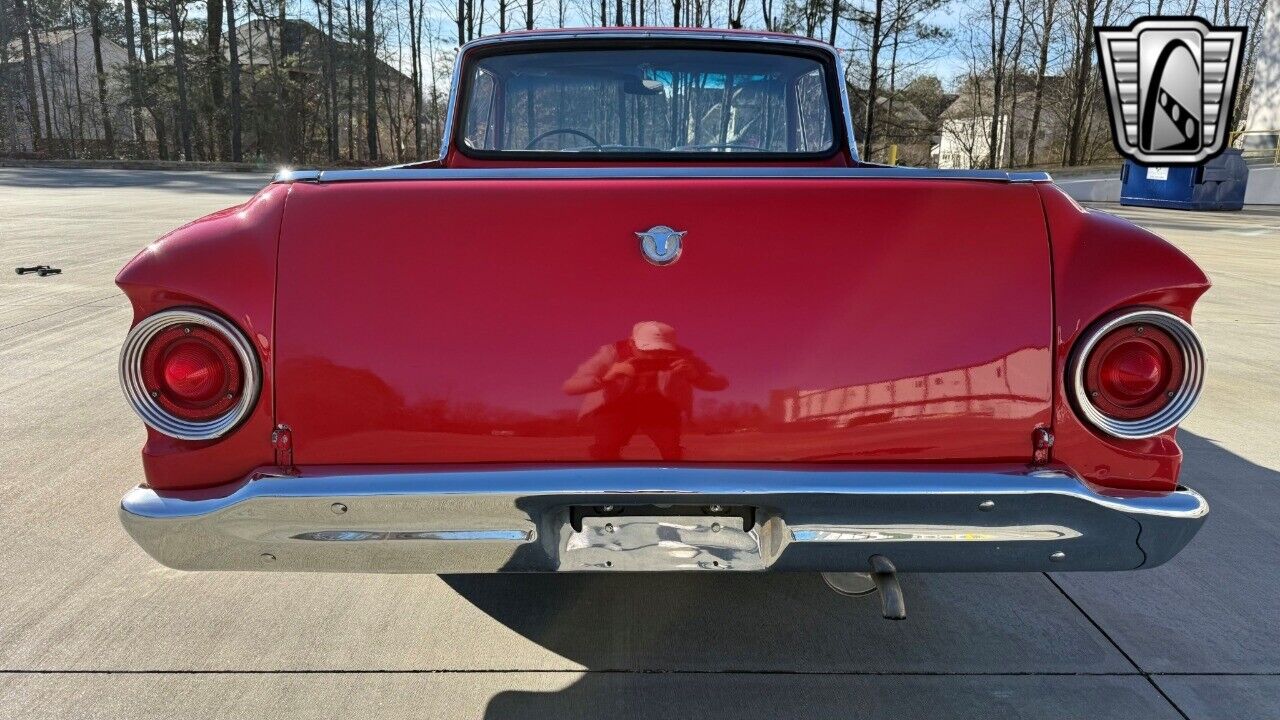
[457,27,841,55]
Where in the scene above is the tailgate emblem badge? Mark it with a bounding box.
[635,226,686,266]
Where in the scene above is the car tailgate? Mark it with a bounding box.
[274,177,1052,463]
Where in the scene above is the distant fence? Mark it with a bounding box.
[1232,130,1280,165]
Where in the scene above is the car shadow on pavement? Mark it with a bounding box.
[1051,430,1280,676]
[439,430,1277,719]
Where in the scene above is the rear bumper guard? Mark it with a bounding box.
[119,466,1207,573]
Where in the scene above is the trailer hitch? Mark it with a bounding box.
[869,555,906,620]
[821,555,906,620]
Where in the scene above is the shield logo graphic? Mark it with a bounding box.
[1095,16,1246,165]
[635,226,686,266]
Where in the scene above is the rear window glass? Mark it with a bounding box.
[461,48,835,156]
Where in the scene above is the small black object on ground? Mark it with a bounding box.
[15,265,62,276]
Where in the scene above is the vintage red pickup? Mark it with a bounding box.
[116,28,1208,613]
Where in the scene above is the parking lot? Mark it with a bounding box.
[1,166,1277,719]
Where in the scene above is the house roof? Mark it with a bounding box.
[940,75,1068,120]
[4,27,88,57]
[231,18,411,82]
[881,97,930,128]
[141,18,410,83]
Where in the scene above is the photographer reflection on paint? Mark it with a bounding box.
[563,321,728,460]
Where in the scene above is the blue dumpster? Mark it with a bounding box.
[1120,149,1249,211]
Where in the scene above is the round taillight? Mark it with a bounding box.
[121,308,260,440]
[1070,309,1204,439]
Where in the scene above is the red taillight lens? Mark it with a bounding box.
[1071,310,1204,439]
[137,321,245,422]
[162,340,228,401]
[1084,324,1182,420]
[1099,341,1164,401]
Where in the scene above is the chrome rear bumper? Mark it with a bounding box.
[119,466,1207,573]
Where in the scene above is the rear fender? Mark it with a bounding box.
[115,184,287,490]
[1039,185,1211,492]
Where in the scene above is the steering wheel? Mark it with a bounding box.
[525,128,604,151]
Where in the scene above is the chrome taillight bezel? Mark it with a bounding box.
[120,308,261,441]
[1069,309,1205,439]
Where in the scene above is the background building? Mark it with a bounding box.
[2,28,139,155]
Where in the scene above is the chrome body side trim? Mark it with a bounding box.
[120,466,1206,574]
[789,523,1084,543]
[273,169,321,183]
[272,166,1054,184]
[832,48,857,159]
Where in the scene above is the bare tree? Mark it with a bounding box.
[365,0,378,159]
[1003,0,1029,166]
[346,0,357,156]
[88,0,116,155]
[120,0,147,148]
[11,0,40,150]
[728,0,747,26]
[409,0,424,157]
[858,0,887,159]
[226,0,243,161]
[1061,0,1112,165]
[245,0,291,157]
[426,31,444,150]
[168,0,194,159]
[68,3,87,152]
[206,0,226,159]
[1231,0,1269,130]
[1024,0,1056,165]
[29,2,53,143]
[985,0,1013,167]
[313,0,339,158]
[0,0,11,150]
[137,0,171,159]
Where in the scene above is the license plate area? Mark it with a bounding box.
[558,505,764,571]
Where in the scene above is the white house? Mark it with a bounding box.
[935,77,1070,169]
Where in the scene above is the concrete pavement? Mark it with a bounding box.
[1,167,1277,719]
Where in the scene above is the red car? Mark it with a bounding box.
[117,28,1208,617]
